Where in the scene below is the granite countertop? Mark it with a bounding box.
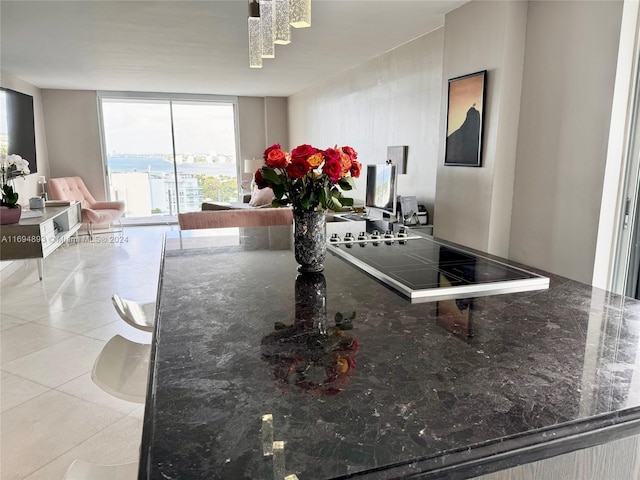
[139,227,640,480]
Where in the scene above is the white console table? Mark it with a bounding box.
[0,202,82,280]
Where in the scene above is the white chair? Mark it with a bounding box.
[63,460,138,480]
[111,293,155,332]
[91,334,150,403]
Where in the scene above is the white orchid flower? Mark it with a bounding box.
[4,154,30,175]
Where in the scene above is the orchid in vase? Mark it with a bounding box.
[1,154,30,208]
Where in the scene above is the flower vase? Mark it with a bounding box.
[293,209,327,273]
[0,204,21,225]
[295,272,327,335]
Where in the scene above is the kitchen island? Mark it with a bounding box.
[139,226,640,479]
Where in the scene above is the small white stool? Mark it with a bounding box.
[91,334,150,403]
[111,293,155,332]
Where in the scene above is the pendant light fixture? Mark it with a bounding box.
[248,0,310,67]
[289,0,311,28]
[260,0,275,58]
[248,0,262,68]
[274,0,291,45]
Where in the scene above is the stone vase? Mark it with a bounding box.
[293,209,327,273]
[295,272,327,336]
[0,204,21,225]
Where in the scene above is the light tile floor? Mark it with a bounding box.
[0,225,177,480]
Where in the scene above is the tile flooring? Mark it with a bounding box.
[0,225,177,480]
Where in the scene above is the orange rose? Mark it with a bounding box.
[266,148,289,169]
[307,152,323,168]
[339,151,352,175]
[263,143,281,161]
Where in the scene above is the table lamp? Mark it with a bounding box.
[243,158,264,191]
[38,176,47,200]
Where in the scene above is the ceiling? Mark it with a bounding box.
[0,0,467,97]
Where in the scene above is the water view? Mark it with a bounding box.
[107,155,239,217]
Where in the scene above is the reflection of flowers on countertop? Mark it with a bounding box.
[261,312,359,396]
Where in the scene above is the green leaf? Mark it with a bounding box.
[341,197,354,207]
[326,195,343,212]
[261,167,284,185]
[1,184,18,206]
[272,183,286,199]
[319,187,328,209]
[338,177,355,191]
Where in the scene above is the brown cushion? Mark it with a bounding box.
[201,202,233,211]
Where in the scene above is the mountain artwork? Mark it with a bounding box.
[444,71,486,167]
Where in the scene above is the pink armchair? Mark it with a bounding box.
[48,176,125,237]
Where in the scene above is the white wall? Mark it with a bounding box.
[288,0,622,285]
[288,28,445,218]
[265,97,289,151]
[238,97,267,163]
[509,0,622,284]
[434,0,527,257]
[0,73,49,205]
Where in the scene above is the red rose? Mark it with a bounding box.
[263,143,281,162]
[291,144,318,162]
[287,157,311,178]
[349,160,362,178]
[266,148,289,169]
[342,146,358,160]
[323,148,341,164]
[255,168,269,189]
[322,157,342,181]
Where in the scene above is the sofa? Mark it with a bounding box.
[201,185,275,211]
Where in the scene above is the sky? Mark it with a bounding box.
[101,99,237,157]
[446,73,484,136]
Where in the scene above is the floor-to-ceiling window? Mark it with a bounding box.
[99,94,239,221]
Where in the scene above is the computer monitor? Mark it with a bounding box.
[365,163,397,219]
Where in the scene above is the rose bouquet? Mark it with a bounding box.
[1,154,31,208]
[255,143,361,213]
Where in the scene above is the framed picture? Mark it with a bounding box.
[387,145,408,174]
[444,70,486,167]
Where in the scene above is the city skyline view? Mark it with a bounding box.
[101,98,240,217]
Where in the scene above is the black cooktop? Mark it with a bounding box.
[327,233,549,302]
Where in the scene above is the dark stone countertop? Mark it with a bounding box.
[139,226,640,480]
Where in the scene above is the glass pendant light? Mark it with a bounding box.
[274,0,291,45]
[260,0,275,58]
[289,0,311,28]
[248,0,262,68]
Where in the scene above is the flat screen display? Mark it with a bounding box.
[0,87,37,176]
[365,164,396,217]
